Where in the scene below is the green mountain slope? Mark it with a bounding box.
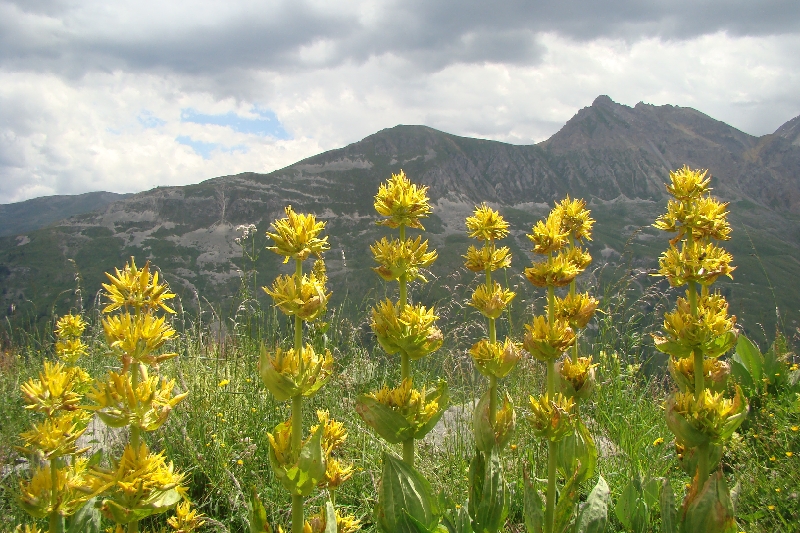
[2,96,799,341]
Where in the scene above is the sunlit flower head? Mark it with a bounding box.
[557,356,598,400]
[102,258,176,315]
[522,315,575,362]
[669,356,730,394]
[657,241,734,287]
[167,500,206,532]
[18,458,94,519]
[654,196,731,243]
[371,299,443,360]
[259,344,333,401]
[313,410,348,454]
[469,281,515,319]
[55,314,87,340]
[266,206,329,263]
[466,204,509,241]
[21,361,90,416]
[463,244,512,272]
[666,387,747,446]
[102,312,177,365]
[665,166,711,201]
[553,196,594,242]
[527,211,569,255]
[18,410,91,459]
[374,170,432,229]
[553,292,598,329]
[371,236,437,283]
[366,378,443,432]
[469,338,521,378]
[528,393,574,442]
[654,291,737,359]
[263,269,331,322]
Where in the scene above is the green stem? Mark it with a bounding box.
[697,441,710,487]
[403,439,415,466]
[292,494,304,533]
[545,440,557,533]
[294,259,303,370]
[688,283,704,399]
[489,375,498,426]
[130,363,141,452]
[49,457,62,533]
[291,395,304,532]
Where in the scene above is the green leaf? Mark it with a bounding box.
[469,449,509,533]
[733,335,763,394]
[659,479,677,533]
[615,475,644,531]
[323,500,338,533]
[554,469,580,533]
[269,425,326,496]
[413,380,450,440]
[355,394,414,443]
[523,470,544,533]
[683,471,736,533]
[376,452,441,533]
[574,476,609,533]
[556,420,597,485]
[473,389,495,452]
[66,499,101,533]
[247,490,273,533]
[442,503,473,533]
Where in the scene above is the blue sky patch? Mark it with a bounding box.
[176,136,247,159]
[180,107,291,139]
[138,110,166,129]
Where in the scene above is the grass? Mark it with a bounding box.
[1,261,799,532]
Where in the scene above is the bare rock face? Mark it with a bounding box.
[2,96,800,335]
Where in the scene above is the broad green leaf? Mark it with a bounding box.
[615,475,649,533]
[67,500,98,533]
[683,471,736,533]
[556,420,597,485]
[469,449,509,533]
[323,500,338,533]
[554,469,580,533]
[733,335,762,393]
[413,380,450,440]
[659,479,677,533]
[523,470,544,533]
[269,425,326,496]
[574,476,609,533]
[376,453,441,533]
[247,490,273,533]
[355,394,413,443]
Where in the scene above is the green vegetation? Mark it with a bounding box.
[2,172,799,532]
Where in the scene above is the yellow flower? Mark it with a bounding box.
[263,269,330,321]
[524,250,582,287]
[321,456,355,490]
[787,451,794,457]
[86,369,188,431]
[657,240,735,287]
[664,166,711,201]
[371,236,437,283]
[522,315,575,362]
[55,314,87,340]
[102,258,176,314]
[259,344,333,401]
[313,410,348,453]
[768,505,775,511]
[466,203,509,241]
[167,500,206,532]
[653,437,664,446]
[18,410,91,459]
[14,526,43,533]
[668,356,730,394]
[366,378,443,432]
[18,458,95,519]
[553,292,598,329]
[666,387,747,446]
[553,196,594,242]
[91,442,186,523]
[792,426,799,432]
[55,338,89,365]
[654,291,737,359]
[527,211,568,255]
[21,361,90,416]
[371,299,443,360]
[557,356,598,399]
[463,243,512,272]
[102,311,177,365]
[654,196,731,243]
[266,205,329,263]
[373,170,432,229]
[528,393,574,442]
[218,379,230,387]
[469,338,521,378]
[469,281,515,319]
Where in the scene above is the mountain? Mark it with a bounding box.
[0,191,132,238]
[2,96,799,342]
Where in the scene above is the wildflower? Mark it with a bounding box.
[770,456,776,461]
[665,387,747,446]
[768,505,775,511]
[469,281,515,319]
[371,299,443,360]
[263,270,330,321]
[553,195,594,241]
[259,343,333,401]
[653,437,664,446]
[787,452,794,457]
[668,356,730,394]
[557,356,598,399]
[167,500,206,532]
[102,312,178,365]
[102,258,176,314]
[654,291,737,359]
[218,379,230,387]
[654,196,731,243]
[20,361,90,416]
[524,251,582,287]
[18,458,94,519]
[464,244,512,272]
[663,165,711,201]
[522,316,575,362]
[358,378,447,442]
[792,426,799,432]
[553,292,598,329]
[237,459,244,465]
[528,393,574,442]
[373,170,432,229]
[55,314,87,340]
[466,203,509,241]
[469,338,521,378]
[55,338,89,364]
[266,206,329,263]
[313,410,348,454]
[17,410,91,459]
[371,236,437,283]
[657,240,735,287]
[527,211,569,255]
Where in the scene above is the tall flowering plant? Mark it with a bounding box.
[355,170,449,532]
[86,258,196,533]
[16,314,95,533]
[259,206,358,533]
[652,167,747,533]
[521,199,609,533]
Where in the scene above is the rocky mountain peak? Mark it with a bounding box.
[774,114,800,145]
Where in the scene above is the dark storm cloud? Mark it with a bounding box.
[1,0,799,77]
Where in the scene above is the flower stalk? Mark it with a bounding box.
[653,166,746,533]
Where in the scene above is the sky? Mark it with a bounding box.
[2,1,800,204]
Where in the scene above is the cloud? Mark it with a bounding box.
[180,108,291,139]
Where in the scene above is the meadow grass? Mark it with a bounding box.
[1,262,798,533]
